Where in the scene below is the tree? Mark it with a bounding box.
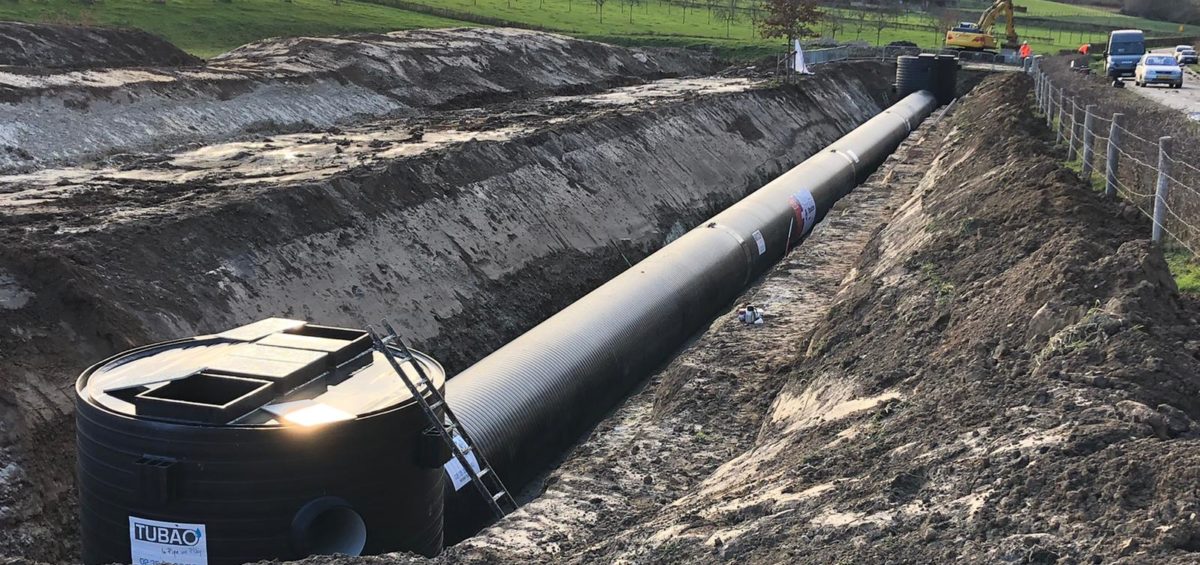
[759,0,823,45]
[827,11,843,40]
[595,0,606,23]
[869,1,900,46]
[855,9,868,40]
[934,8,960,46]
[716,0,740,38]
[626,0,642,23]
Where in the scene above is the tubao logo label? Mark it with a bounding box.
[129,516,208,565]
[132,523,203,546]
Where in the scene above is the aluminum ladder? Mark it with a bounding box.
[367,320,517,519]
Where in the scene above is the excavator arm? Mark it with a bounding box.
[945,0,1020,51]
[978,0,1019,45]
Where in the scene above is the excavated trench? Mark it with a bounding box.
[0,47,901,559]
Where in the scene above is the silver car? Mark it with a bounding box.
[1135,54,1183,88]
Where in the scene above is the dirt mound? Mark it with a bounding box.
[0,21,199,69]
[742,72,1200,563]
[545,72,1199,563]
[211,28,712,100]
[0,28,714,172]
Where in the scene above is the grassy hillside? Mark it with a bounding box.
[0,0,468,58]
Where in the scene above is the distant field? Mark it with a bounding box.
[0,0,1195,60]
[385,0,1200,57]
[0,0,468,58]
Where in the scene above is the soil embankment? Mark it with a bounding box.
[1042,56,1200,251]
[0,21,200,69]
[309,72,1200,564]
[0,28,713,172]
[0,59,897,561]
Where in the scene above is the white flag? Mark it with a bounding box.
[794,39,813,75]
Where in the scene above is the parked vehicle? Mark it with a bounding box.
[1135,54,1183,88]
[1105,30,1146,86]
[1177,49,1198,65]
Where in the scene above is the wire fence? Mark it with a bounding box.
[1031,56,1200,256]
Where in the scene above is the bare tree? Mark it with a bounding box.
[935,8,960,46]
[855,8,868,40]
[872,3,894,45]
[596,0,607,23]
[716,0,740,38]
[627,0,642,23]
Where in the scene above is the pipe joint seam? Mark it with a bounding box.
[705,221,756,286]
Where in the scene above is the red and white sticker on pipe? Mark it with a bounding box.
[788,189,817,235]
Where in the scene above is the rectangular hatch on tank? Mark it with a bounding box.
[207,344,328,393]
[132,372,274,424]
[256,324,371,366]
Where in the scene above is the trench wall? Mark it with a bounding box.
[0,62,893,561]
[0,28,712,172]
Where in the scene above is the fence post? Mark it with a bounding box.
[1081,104,1096,178]
[1153,136,1171,243]
[1046,83,1054,127]
[1036,72,1043,108]
[1044,76,1051,113]
[1067,101,1082,161]
[1106,113,1122,198]
[1056,89,1066,144]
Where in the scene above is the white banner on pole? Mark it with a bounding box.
[794,40,813,75]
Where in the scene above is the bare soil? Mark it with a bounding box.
[281,72,1200,565]
[0,47,897,561]
[0,21,200,69]
[0,28,714,172]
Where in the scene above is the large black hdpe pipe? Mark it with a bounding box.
[443,90,939,535]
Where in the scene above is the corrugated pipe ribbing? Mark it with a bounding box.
[444,90,939,534]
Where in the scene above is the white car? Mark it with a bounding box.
[1135,54,1183,88]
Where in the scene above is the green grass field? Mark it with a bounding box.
[0,0,1194,60]
[390,0,1198,58]
[0,0,467,57]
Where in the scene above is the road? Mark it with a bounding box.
[1124,48,1200,120]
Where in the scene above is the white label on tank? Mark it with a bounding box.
[788,190,818,235]
[444,432,482,492]
[129,516,208,565]
[751,230,767,255]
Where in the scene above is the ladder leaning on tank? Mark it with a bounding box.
[367,320,517,519]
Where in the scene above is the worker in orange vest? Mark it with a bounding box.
[1019,41,1032,59]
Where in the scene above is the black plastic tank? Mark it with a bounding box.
[896,53,958,105]
[76,318,447,565]
[895,54,934,98]
[932,54,960,105]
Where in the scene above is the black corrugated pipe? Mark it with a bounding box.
[443,90,939,536]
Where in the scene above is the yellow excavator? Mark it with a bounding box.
[945,0,1020,52]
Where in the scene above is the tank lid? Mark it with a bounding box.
[78,318,445,427]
